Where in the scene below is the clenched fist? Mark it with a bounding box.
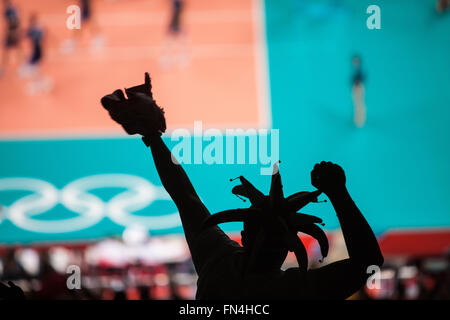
[311,161,346,196]
[100,72,166,137]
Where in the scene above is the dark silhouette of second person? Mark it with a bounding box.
[100,73,384,299]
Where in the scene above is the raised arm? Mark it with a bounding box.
[142,133,211,246]
[100,73,240,274]
[304,161,384,299]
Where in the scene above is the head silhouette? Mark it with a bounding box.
[202,163,328,274]
[352,55,361,68]
[241,220,289,272]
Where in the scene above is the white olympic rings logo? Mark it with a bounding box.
[0,174,181,233]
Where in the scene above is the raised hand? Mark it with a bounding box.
[124,72,153,99]
[311,161,346,196]
[100,72,166,136]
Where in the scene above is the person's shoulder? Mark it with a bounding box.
[282,267,306,278]
[194,228,244,265]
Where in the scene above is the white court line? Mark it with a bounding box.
[253,0,272,130]
[47,44,255,62]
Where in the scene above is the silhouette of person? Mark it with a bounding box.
[101,73,384,299]
[26,14,44,68]
[0,0,23,76]
[351,55,366,128]
[1,248,27,281]
[18,13,52,95]
[33,251,72,300]
[436,0,450,13]
[168,0,184,35]
[159,0,189,69]
[60,0,104,54]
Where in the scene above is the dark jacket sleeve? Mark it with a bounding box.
[143,134,241,275]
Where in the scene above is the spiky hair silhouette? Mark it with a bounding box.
[202,162,329,274]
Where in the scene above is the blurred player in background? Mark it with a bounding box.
[351,55,366,128]
[169,0,183,34]
[18,13,52,95]
[436,0,450,13]
[0,0,23,77]
[61,0,104,54]
[159,0,190,70]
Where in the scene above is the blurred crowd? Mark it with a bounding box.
[360,253,450,300]
[0,238,197,300]
[1,241,449,300]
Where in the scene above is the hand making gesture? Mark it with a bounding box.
[100,72,166,137]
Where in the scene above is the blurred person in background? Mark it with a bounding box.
[351,55,366,128]
[61,0,104,54]
[18,13,52,95]
[79,0,104,51]
[33,250,71,299]
[413,256,450,300]
[432,252,450,299]
[167,262,184,300]
[0,0,23,77]
[113,288,126,300]
[168,0,184,35]
[1,248,27,281]
[436,0,450,13]
[0,280,24,300]
[137,284,152,300]
[159,0,190,70]
[0,248,27,300]
[168,278,183,300]
[395,270,406,300]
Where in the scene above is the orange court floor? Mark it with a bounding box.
[0,0,269,138]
